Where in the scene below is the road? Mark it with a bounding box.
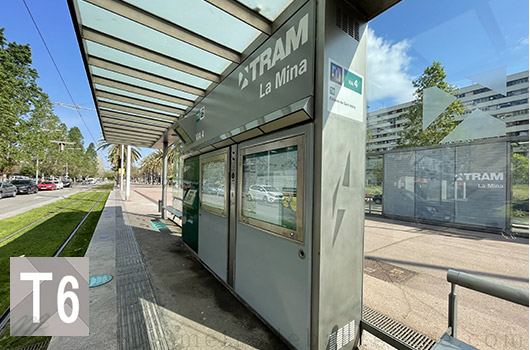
[0,184,92,221]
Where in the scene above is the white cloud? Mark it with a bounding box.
[367,28,415,106]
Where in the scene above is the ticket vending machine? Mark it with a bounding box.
[176,0,397,349]
[182,156,199,252]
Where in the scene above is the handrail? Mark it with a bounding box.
[446,269,529,338]
[447,269,529,307]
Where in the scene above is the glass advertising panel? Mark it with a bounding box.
[455,143,507,229]
[239,135,305,243]
[415,148,455,222]
[200,151,228,216]
[383,151,416,218]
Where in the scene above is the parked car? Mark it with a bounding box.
[372,194,382,204]
[0,182,17,198]
[11,179,38,194]
[247,184,284,202]
[87,178,96,184]
[53,179,64,189]
[62,177,72,188]
[10,175,29,181]
[38,181,57,191]
[216,184,225,196]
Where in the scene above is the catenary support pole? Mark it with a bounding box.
[126,145,131,200]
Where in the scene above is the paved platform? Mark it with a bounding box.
[48,184,394,350]
[47,186,288,349]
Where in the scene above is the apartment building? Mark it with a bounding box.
[366,70,529,153]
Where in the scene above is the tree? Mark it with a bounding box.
[397,61,464,148]
[512,153,529,185]
[97,138,141,183]
[0,27,51,177]
[84,143,98,177]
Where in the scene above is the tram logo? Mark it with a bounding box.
[238,12,309,91]
[455,172,504,181]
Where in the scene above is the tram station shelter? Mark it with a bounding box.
[68,0,401,349]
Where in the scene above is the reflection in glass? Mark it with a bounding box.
[201,156,227,213]
[242,145,298,230]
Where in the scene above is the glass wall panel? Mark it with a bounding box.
[383,151,416,218]
[200,152,228,216]
[415,148,455,222]
[455,143,507,229]
[511,142,529,229]
[172,144,183,214]
[239,135,304,243]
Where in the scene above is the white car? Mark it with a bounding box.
[53,179,64,189]
[247,185,283,202]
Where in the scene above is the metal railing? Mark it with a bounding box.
[446,269,529,338]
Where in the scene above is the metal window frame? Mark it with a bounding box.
[199,148,229,217]
[238,133,305,244]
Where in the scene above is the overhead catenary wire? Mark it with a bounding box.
[21,0,105,158]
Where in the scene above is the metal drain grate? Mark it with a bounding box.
[14,339,50,350]
[362,306,437,350]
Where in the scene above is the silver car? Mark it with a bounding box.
[0,182,17,198]
[247,185,283,202]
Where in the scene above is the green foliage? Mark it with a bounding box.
[0,27,96,178]
[139,143,181,183]
[97,138,141,176]
[365,186,382,197]
[512,153,529,185]
[0,27,47,174]
[397,61,465,148]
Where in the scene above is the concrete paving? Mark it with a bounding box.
[363,216,529,350]
[122,184,290,350]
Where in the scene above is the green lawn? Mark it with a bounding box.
[512,184,529,201]
[89,183,115,191]
[0,192,90,241]
[0,191,110,349]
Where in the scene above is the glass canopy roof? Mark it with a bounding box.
[69,0,296,148]
[69,0,400,148]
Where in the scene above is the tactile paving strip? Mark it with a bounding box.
[115,206,169,350]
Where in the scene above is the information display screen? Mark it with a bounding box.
[239,135,305,243]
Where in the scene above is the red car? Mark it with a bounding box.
[38,181,56,191]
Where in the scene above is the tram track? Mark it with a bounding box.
[0,192,91,245]
[0,191,107,336]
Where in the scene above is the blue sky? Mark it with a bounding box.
[0,0,154,168]
[1,0,528,162]
[367,0,529,110]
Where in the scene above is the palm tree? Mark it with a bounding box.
[97,137,141,170]
[139,152,161,184]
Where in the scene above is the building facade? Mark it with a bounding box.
[366,70,529,152]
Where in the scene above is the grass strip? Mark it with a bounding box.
[59,192,109,257]
[0,192,89,241]
[89,183,115,191]
[0,192,104,311]
[0,191,110,349]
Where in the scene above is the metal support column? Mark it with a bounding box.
[126,145,131,201]
[448,284,457,337]
[161,141,168,219]
[120,145,124,191]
